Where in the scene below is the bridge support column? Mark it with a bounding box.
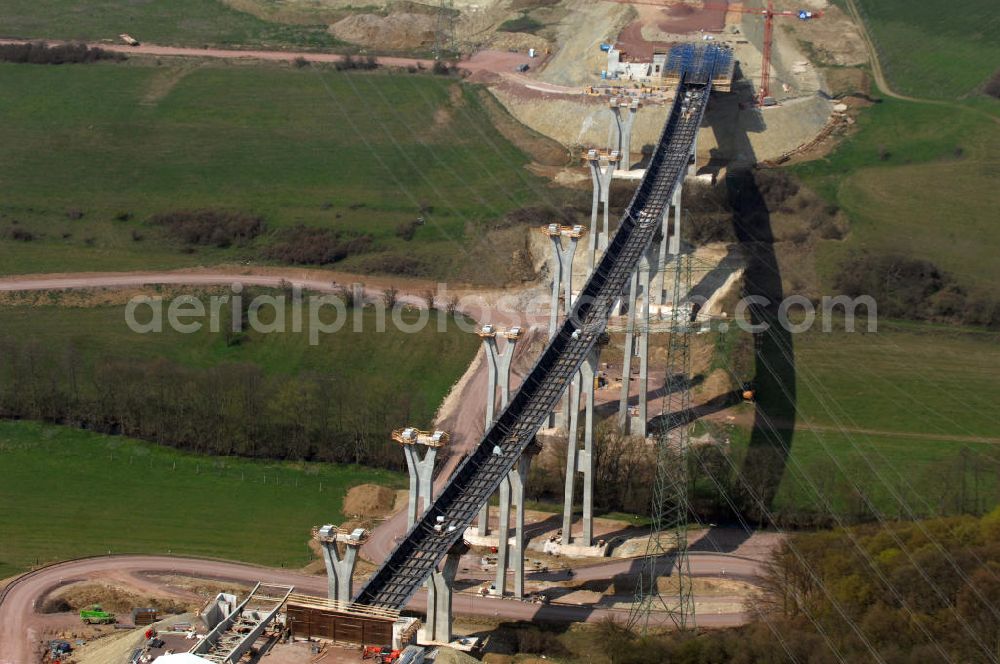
[493,474,512,595]
[621,99,640,170]
[587,152,618,263]
[545,227,583,430]
[652,197,672,307]
[320,541,358,604]
[608,98,623,153]
[631,253,653,438]
[419,542,467,645]
[494,441,539,598]
[670,175,683,257]
[315,528,365,604]
[477,326,521,535]
[562,347,600,546]
[510,450,534,599]
[402,444,436,529]
[618,269,639,431]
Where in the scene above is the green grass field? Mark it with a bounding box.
[2,0,342,49]
[726,322,1000,519]
[0,298,479,429]
[0,420,405,579]
[771,2,1000,517]
[794,97,1000,297]
[795,0,1000,299]
[852,0,1000,100]
[0,61,549,278]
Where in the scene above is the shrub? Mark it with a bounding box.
[335,55,379,71]
[432,61,457,76]
[832,251,978,323]
[293,56,309,68]
[0,42,125,65]
[262,225,373,265]
[511,0,559,8]
[151,209,265,248]
[354,252,432,277]
[984,69,1000,98]
[497,14,544,34]
[496,205,571,230]
[5,227,35,242]
[395,219,419,241]
[755,170,799,209]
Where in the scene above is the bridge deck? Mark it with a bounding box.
[354,78,713,611]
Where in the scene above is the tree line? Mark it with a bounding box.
[589,509,1000,663]
[0,337,409,469]
[527,422,1000,529]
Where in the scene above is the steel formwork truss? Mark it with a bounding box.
[191,583,293,663]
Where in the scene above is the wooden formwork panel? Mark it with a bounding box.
[287,604,393,646]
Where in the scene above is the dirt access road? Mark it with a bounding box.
[0,553,757,663]
[0,37,533,76]
[842,0,998,126]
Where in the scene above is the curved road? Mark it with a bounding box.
[0,553,755,663]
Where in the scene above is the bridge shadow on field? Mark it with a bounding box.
[704,69,798,526]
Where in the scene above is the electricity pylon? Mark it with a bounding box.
[628,250,696,633]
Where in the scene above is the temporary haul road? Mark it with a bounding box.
[0,554,759,664]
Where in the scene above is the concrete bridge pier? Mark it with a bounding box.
[315,526,367,604]
[419,541,468,645]
[493,439,539,598]
[618,269,639,432]
[586,150,619,263]
[544,225,584,430]
[402,444,436,529]
[476,326,521,536]
[394,428,448,528]
[630,253,653,438]
[562,347,601,546]
[618,249,655,437]
[620,99,640,170]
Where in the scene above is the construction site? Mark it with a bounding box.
[0,1,885,663]
[16,39,755,664]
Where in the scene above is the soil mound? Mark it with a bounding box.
[329,13,437,50]
[436,648,481,664]
[42,581,189,614]
[343,483,397,517]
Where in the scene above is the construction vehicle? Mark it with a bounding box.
[119,33,140,46]
[48,640,72,661]
[595,370,609,389]
[363,645,403,663]
[80,604,116,624]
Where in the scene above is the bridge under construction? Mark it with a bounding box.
[354,66,715,611]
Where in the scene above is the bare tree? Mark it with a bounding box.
[422,289,436,310]
[383,285,399,309]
